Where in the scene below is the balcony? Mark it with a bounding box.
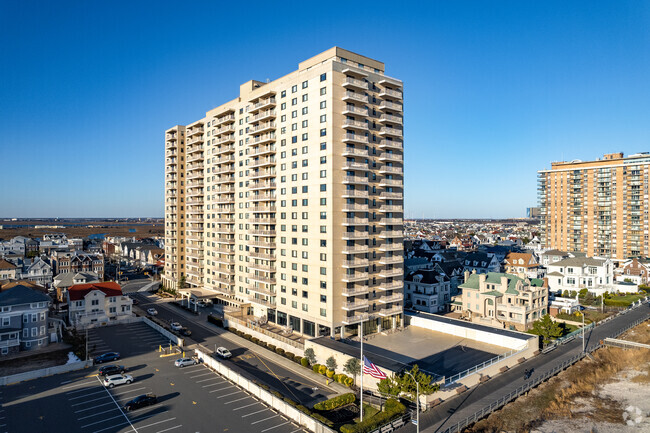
[378,268,402,278]
[342,272,369,283]
[214,144,235,155]
[342,203,368,212]
[250,251,276,261]
[342,190,369,199]
[249,240,275,249]
[250,205,276,213]
[342,147,368,157]
[378,76,402,87]
[342,175,369,185]
[251,121,276,134]
[215,114,236,125]
[214,166,235,175]
[248,110,277,124]
[251,133,276,146]
[213,155,235,165]
[342,217,368,226]
[343,133,369,145]
[249,229,276,237]
[378,152,402,163]
[378,165,403,175]
[250,169,276,180]
[214,217,235,223]
[250,157,276,169]
[248,217,276,224]
[378,243,402,252]
[379,101,402,112]
[378,256,403,265]
[249,181,276,190]
[342,259,369,268]
[249,262,275,272]
[377,205,402,213]
[250,193,276,202]
[378,140,403,150]
[378,293,404,304]
[343,161,368,171]
[343,119,369,131]
[343,77,369,90]
[343,91,369,104]
[378,192,403,200]
[378,178,402,187]
[342,300,369,311]
[213,277,234,286]
[248,274,276,285]
[379,230,403,238]
[188,126,204,137]
[342,231,368,240]
[378,114,403,125]
[248,97,276,114]
[247,296,275,308]
[342,286,369,296]
[342,106,368,116]
[216,135,236,145]
[378,306,403,316]
[342,245,369,254]
[342,313,369,325]
[250,145,276,157]
[379,88,403,99]
[214,125,235,135]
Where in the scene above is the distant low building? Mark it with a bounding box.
[617,258,650,285]
[404,269,451,313]
[457,271,548,331]
[462,252,501,274]
[503,252,543,279]
[537,249,571,266]
[53,272,100,302]
[546,256,615,295]
[67,282,133,328]
[0,259,18,281]
[549,297,580,316]
[51,251,104,280]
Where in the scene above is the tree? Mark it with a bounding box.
[531,314,564,344]
[178,276,186,291]
[325,356,337,372]
[304,347,316,366]
[377,374,401,397]
[343,358,361,385]
[377,364,440,399]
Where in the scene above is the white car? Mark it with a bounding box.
[216,347,232,359]
[103,374,133,388]
[174,357,196,368]
[147,308,158,315]
[170,322,182,331]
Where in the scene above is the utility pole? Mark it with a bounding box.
[581,311,585,353]
[404,370,419,433]
[85,328,88,361]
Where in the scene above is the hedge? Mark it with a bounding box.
[318,365,327,375]
[207,315,223,327]
[344,377,353,387]
[313,364,322,373]
[605,299,634,307]
[326,370,334,378]
[276,348,285,356]
[340,398,406,433]
[313,392,356,411]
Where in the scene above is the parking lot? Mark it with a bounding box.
[2,322,306,433]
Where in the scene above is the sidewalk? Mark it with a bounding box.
[152,295,350,395]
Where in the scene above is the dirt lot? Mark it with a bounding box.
[465,322,650,433]
[0,219,163,240]
[0,343,73,376]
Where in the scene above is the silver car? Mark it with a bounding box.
[103,374,133,388]
[174,357,196,368]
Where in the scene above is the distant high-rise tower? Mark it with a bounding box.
[163,47,404,337]
[538,152,650,260]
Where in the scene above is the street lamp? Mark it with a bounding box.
[580,310,585,353]
[404,370,419,433]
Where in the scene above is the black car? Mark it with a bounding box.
[94,352,120,364]
[179,327,192,336]
[98,364,126,376]
[124,393,158,411]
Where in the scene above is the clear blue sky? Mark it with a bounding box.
[1,1,648,218]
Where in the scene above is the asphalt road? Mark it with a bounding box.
[132,292,336,406]
[2,321,307,433]
[397,302,650,433]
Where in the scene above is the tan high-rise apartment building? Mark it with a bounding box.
[163,47,404,338]
[538,152,650,260]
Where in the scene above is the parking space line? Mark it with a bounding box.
[80,413,126,428]
[112,387,147,399]
[181,365,205,373]
[91,420,130,433]
[251,414,279,424]
[154,425,182,433]
[125,417,176,431]
[242,408,268,418]
[93,376,138,433]
[208,385,235,393]
[224,396,249,404]
[202,381,226,388]
[189,372,213,379]
[261,421,290,432]
[75,402,116,413]
[233,402,261,411]
[71,396,112,406]
[195,377,222,383]
[217,390,242,399]
[77,408,120,420]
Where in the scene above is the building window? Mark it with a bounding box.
[320,73,326,81]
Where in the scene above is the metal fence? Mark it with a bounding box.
[438,309,650,433]
[444,348,520,385]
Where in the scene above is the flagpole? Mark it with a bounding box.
[360,321,364,422]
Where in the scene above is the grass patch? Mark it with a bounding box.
[358,404,379,421]
[607,294,645,306]
[555,312,589,324]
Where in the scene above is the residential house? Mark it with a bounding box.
[462,252,501,274]
[546,256,615,296]
[457,271,548,331]
[434,260,464,296]
[404,269,451,313]
[0,259,18,281]
[617,258,650,285]
[0,237,26,257]
[0,285,52,355]
[67,282,133,328]
[51,251,104,280]
[537,249,571,266]
[503,252,543,279]
[549,297,581,316]
[8,257,53,288]
[404,257,431,274]
[53,272,100,302]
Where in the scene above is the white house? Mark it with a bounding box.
[404,269,451,313]
[546,256,616,296]
[67,282,133,328]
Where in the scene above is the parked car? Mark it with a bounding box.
[170,322,183,331]
[98,364,126,376]
[215,347,232,359]
[103,374,133,388]
[197,300,208,308]
[95,352,121,364]
[146,308,158,315]
[174,357,196,368]
[179,327,192,336]
[124,393,158,411]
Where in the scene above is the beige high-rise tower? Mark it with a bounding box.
[538,152,650,261]
[163,47,404,338]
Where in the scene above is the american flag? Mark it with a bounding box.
[363,356,387,380]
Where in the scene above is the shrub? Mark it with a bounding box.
[258,341,267,348]
[313,392,356,411]
[284,352,295,361]
[207,315,223,327]
[344,377,354,387]
[267,344,276,352]
[318,365,327,375]
[294,356,302,364]
[275,348,285,356]
[313,364,322,373]
[326,370,334,378]
[340,398,406,433]
[333,374,341,383]
[311,413,334,427]
[251,337,259,344]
